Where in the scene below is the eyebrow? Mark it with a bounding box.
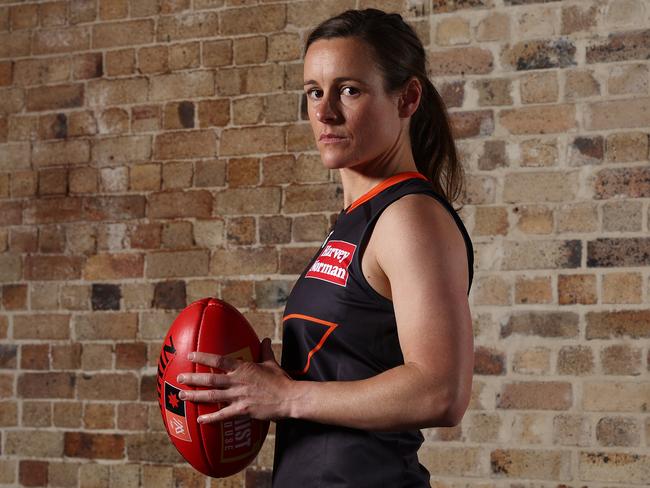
[303,77,367,86]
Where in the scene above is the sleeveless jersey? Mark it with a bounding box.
[272,171,474,488]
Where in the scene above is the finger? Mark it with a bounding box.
[197,404,250,424]
[188,351,242,372]
[260,337,275,362]
[176,372,232,388]
[179,387,238,403]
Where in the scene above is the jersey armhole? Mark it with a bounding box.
[352,190,474,301]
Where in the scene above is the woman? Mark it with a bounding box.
[177,8,475,487]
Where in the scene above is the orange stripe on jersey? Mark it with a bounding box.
[282,313,338,376]
[345,171,428,215]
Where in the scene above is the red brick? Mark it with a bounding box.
[595,416,640,447]
[18,372,75,399]
[474,346,506,375]
[117,403,148,431]
[21,401,51,427]
[449,109,494,139]
[51,344,82,370]
[490,448,569,479]
[87,78,148,107]
[25,255,83,281]
[221,4,286,35]
[24,197,83,224]
[502,38,576,70]
[9,228,37,254]
[0,201,22,225]
[77,373,138,400]
[83,403,114,429]
[82,195,145,221]
[500,105,576,135]
[153,130,216,159]
[501,311,579,338]
[33,26,90,54]
[92,19,154,48]
[558,274,597,305]
[557,345,595,375]
[83,253,144,280]
[74,312,137,340]
[497,381,572,410]
[157,11,219,41]
[39,225,66,253]
[20,344,49,370]
[32,139,90,168]
[147,190,212,219]
[586,310,650,339]
[593,167,650,199]
[115,343,147,369]
[146,250,209,278]
[601,344,642,375]
[126,433,183,463]
[91,135,151,166]
[587,29,650,63]
[26,83,84,111]
[2,284,27,309]
[64,432,125,459]
[0,344,17,369]
[19,460,48,487]
[429,46,493,75]
[72,52,103,80]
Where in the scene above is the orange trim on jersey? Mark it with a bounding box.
[344,171,429,215]
[282,313,339,376]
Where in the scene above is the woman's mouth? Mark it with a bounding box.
[320,134,348,143]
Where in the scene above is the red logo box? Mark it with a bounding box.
[305,239,357,287]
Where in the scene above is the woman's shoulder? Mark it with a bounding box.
[370,190,471,304]
[381,191,461,237]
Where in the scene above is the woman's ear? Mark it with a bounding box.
[398,77,422,118]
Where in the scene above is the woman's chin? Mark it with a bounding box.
[319,153,357,170]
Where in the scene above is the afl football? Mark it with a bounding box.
[157,297,270,478]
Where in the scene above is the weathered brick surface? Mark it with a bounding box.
[497,381,573,410]
[77,373,138,401]
[583,381,650,412]
[227,218,256,245]
[579,450,650,484]
[490,448,571,479]
[1,2,649,485]
[585,310,650,339]
[18,372,75,399]
[64,432,125,459]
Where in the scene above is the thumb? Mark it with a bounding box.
[260,337,276,363]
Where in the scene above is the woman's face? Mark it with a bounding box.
[303,37,404,171]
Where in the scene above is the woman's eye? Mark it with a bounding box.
[306,88,322,99]
[305,87,358,100]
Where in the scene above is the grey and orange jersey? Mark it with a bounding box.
[272,171,474,488]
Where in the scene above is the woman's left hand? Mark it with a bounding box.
[176,337,295,424]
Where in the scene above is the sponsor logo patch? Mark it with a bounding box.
[164,381,191,442]
[305,239,356,287]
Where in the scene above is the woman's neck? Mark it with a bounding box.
[339,160,419,210]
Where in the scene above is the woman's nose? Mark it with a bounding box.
[315,94,340,123]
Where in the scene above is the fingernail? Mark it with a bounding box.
[177,375,185,383]
[179,391,186,400]
[188,352,195,360]
[197,416,204,423]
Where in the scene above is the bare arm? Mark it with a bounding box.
[178,194,474,431]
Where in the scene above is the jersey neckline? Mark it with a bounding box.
[343,171,429,215]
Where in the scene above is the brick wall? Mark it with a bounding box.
[0,0,649,487]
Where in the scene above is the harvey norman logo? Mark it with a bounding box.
[306,239,356,287]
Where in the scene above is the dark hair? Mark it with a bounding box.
[304,8,465,210]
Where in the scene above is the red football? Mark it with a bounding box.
[157,297,270,478]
